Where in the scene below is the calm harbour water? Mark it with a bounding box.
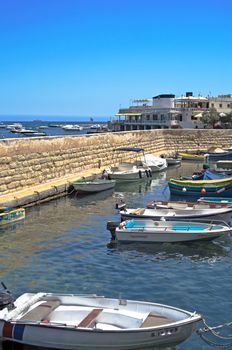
[0,161,232,350]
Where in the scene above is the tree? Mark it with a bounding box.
[202,107,220,128]
[219,112,232,126]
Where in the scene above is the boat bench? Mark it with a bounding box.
[77,308,103,328]
[20,299,61,322]
[140,312,174,328]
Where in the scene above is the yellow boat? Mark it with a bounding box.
[178,152,206,161]
[0,207,25,226]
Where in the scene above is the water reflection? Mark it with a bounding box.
[107,237,230,263]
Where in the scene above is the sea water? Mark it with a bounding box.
[0,161,231,350]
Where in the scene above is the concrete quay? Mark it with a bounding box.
[1,129,232,207]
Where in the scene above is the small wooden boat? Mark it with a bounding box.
[0,207,25,226]
[0,285,201,349]
[178,152,206,161]
[114,219,230,243]
[72,178,116,193]
[168,176,232,197]
[146,200,232,209]
[120,206,232,222]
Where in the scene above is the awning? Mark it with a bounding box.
[219,112,226,117]
[194,113,203,118]
[115,113,142,116]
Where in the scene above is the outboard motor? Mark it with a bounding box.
[0,282,15,310]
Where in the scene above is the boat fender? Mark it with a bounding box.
[139,170,142,178]
[182,187,187,192]
[201,188,206,194]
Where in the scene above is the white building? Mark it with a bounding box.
[112,92,232,131]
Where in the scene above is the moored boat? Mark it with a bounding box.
[178,152,206,161]
[120,206,232,222]
[168,176,232,197]
[166,156,182,165]
[146,200,232,209]
[0,284,201,349]
[113,219,230,243]
[0,207,25,225]
[106,148,152,181]
[136,154,167,172]
[72,178,116,193]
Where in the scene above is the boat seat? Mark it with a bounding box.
[20,299,61,321]
[132,208,145,215]
[140,312,174,328]
[77,308,103,328]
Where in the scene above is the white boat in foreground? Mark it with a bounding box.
[120,206,232,222]
[114,219,230,243]
[72,178,116,193]
[0,286,201,349]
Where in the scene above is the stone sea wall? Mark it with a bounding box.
[1,129,232,196]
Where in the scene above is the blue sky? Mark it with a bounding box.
[0,0,231,121]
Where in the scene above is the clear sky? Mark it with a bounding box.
[0,0,231,121]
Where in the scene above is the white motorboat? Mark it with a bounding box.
[62,124,83,131]
[106,148,152,181]
[114,219,230,243]
[120,206,232,223]
[0,285,201,349]
[72,178,116,193]
[137,154,167,172]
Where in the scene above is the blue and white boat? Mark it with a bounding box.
[115,219,230,243]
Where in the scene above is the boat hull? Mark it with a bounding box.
[168,182,232,197]
[178,153,206,161]
[116,229,224,243]
[0,208,25,226]
[73,180,116,193]
[0,320,198,350]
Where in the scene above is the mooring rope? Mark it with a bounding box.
[197,318,232,348]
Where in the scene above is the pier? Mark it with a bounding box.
[1,129,232,207]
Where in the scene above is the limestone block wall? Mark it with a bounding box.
[1,129,232,196]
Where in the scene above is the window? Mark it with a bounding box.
[153,114,158,120]
[146,114,150,120]
[211,103,214,107]
[219,104,222,108]
[227,104,230,108]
